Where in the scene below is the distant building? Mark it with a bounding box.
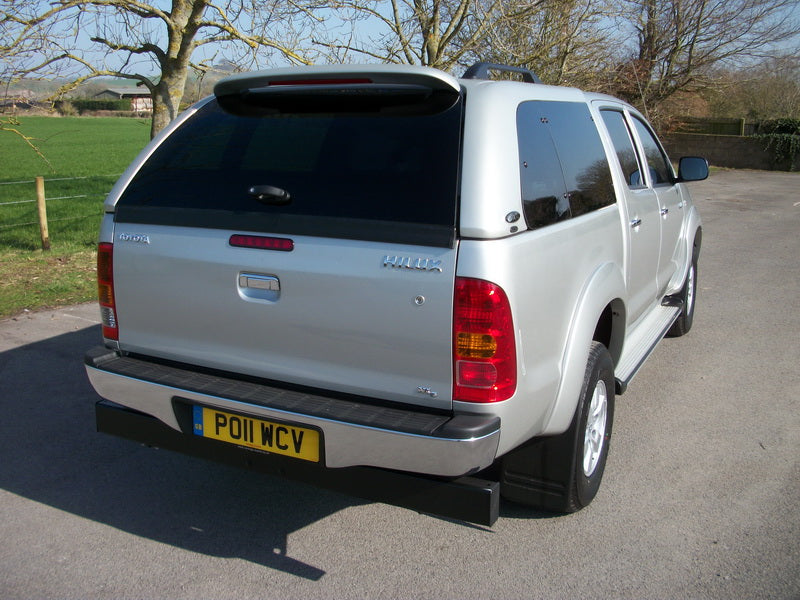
[0,90,37,110]
[95,87,152,113]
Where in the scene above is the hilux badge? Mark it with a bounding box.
[383,255,443,273]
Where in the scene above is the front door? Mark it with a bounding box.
[599,108,662,324]
[629,116,685,296]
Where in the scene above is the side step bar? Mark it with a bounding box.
[96,400,500,527]
[615,303,681,394]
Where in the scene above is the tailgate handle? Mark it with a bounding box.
[238,273,281,303]
[239,274,280,291]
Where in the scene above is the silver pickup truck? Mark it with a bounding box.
[85,62,706,526]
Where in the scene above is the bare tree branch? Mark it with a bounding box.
[2,0,320,137]
[0,116,53,170]
[612,0,800,120]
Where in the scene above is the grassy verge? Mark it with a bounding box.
[0,249,97,319]
[1,115,149,318]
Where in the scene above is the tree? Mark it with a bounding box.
[1,1,325,137]
[1,8,49,162]
[315,0,538,72]
[469,0,617,88]
[609,0,800,124]
[707,57,800,121]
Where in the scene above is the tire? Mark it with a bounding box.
[667,254,697,337]
[500,341,615,513]
[566,341,615,511]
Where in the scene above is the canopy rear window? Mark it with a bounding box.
[115,92,463,247]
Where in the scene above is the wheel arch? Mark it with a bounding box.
[592,298,626,367]
[679,207,703,282]
[540,262,626,436]
[692,225,703,259]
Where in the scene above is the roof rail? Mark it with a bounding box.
[462,62,541,84]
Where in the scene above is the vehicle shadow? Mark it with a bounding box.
[0,325,366,580]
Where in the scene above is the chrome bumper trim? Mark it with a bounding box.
[85,361,500,477]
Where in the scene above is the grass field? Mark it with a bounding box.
[0,116,150,318]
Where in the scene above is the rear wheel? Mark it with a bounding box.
[571,343,614,510]
[500,341,615,513]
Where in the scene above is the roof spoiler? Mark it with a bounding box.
[213,65,463,116]
[214,64,461,98]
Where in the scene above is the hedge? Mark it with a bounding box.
[55,99,133,113]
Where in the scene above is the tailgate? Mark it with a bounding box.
[106,67,463,410]
[112,228,457,408]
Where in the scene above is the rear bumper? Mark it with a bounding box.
[85,347,501,478]
[95,399,499,526]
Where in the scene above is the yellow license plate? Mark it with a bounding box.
[193,406,320,462]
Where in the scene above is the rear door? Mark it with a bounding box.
[109,74,463,409]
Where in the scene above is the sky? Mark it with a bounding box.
[4,0,799,86]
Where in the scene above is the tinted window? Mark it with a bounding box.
[517,101,614,229]
[116,97,463,247]
[631,117,673,185]
[600,110,645,188]
[516,104,569,228]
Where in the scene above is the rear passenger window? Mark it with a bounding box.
[600,110,645,189]
[517,101,614,230]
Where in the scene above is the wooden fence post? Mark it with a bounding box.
[35,176,51,251]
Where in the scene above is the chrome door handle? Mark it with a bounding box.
[630,218,642,228]
[660,207,669,216]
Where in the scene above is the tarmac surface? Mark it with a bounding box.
[1,169,798,598]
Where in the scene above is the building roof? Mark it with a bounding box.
[97,87,150,98]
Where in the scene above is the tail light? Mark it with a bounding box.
[453,277,516,402]
[97,242,118,340]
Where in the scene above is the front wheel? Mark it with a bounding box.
[667,255,697,337]
[500,341,615,513]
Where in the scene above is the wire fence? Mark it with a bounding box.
[0,174,120,232]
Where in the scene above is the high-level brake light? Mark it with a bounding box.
[229,235,294,251]
[267,78,372,86]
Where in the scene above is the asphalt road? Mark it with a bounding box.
[1,169,798,599]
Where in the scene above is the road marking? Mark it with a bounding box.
[63,312,101,324]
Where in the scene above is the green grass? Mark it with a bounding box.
[0,116,150,318]
[0,115,150,179]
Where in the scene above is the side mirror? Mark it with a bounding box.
[678,156,709,182]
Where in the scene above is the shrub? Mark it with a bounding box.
[56,100,77,116]
[72,99,133,113]
[758,118,800,135]
[754,119,800,170]
[55,99,134,114]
